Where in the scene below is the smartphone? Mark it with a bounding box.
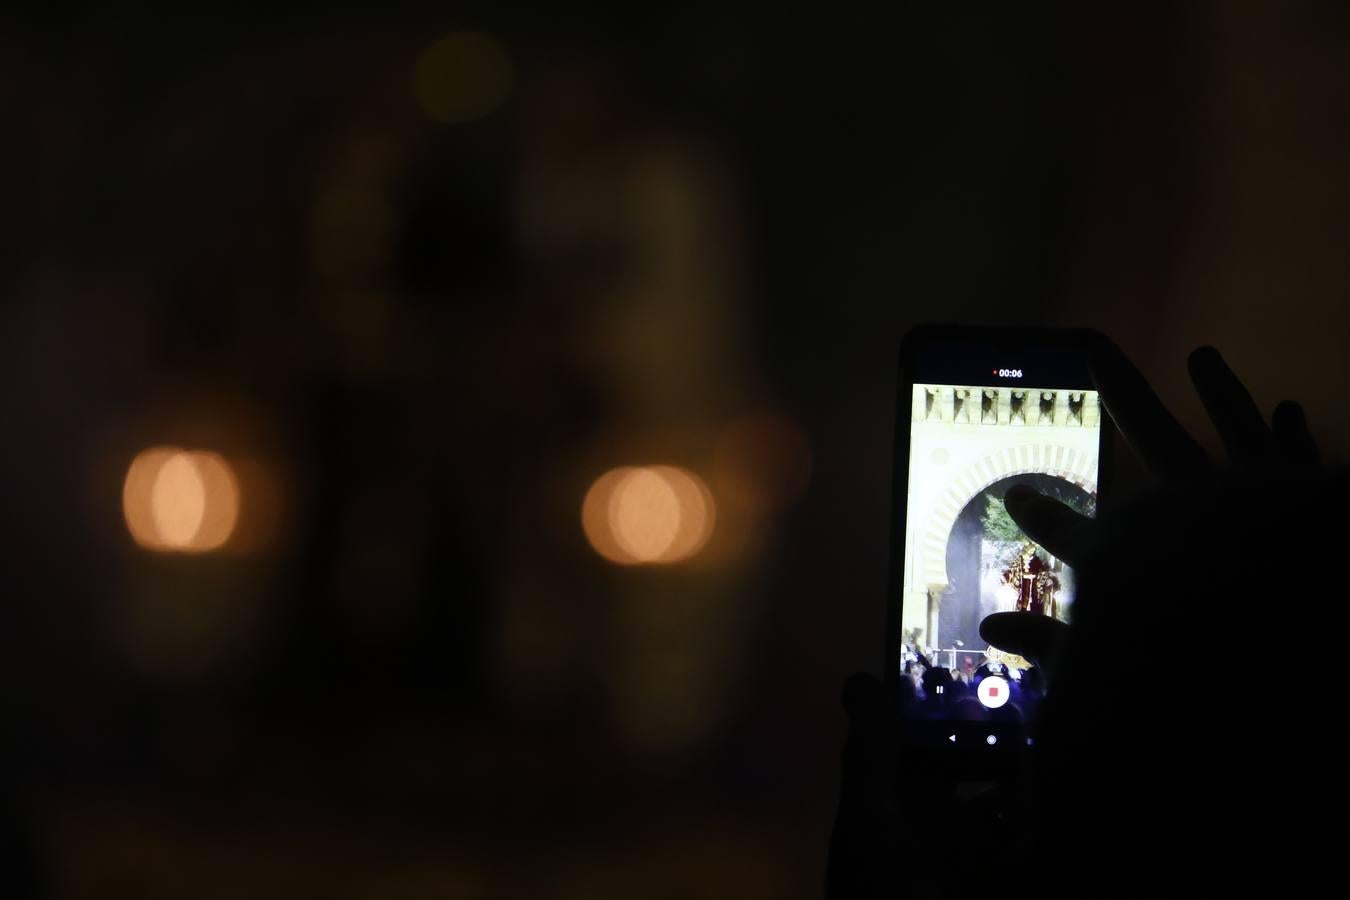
[885,325,1110,772]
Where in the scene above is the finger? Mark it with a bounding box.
[1090,337,1209,479]
[1004,485,1100,569]
[1187,346,1273,467]
[1272,400,1319,467]
[980,612,1070,669]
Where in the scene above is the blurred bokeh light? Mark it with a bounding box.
[611,467,680,562]
[647,464,715,563]
[123,447,240,552]
[582,466,715,565]
[582,466,639,564]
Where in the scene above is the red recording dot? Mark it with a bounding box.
[992,369,998,375]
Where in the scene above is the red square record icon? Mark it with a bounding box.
[977,675,1009,709]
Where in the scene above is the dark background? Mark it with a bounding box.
[3,2,1347,896]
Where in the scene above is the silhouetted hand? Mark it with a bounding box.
[828,671,1028,900]
[827,339,1329,899]
[977,341,1342,893]
[980,341,1320,669]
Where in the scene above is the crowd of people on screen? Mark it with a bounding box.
[899,648,1044,722]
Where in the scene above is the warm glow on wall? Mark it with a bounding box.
[124,447,240,552]
[582,466,715,565]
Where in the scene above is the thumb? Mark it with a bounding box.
[980,612,1070,677]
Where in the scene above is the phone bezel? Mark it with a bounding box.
[884,325,1113,770]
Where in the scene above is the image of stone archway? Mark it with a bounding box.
[939,473,1095,655]
[898,384,1100,650]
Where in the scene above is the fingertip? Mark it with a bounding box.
[980,612,1070,665]
[978,612,1019,647]
[1003,484,1039,511]
[1272,399,1319,465]
[1003,485,1048,531]
[1186,345,1224,377]
[1272,400,1307,431]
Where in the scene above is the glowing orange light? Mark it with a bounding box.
[414,32,513,124]
[123,447,177,550]
[151,452,206,548]
[582,466,716,566]
[610,468,681,562]
[123,447,241,553]
[190,451,242,552]
[582,467,638,564]
[648,465,715,563]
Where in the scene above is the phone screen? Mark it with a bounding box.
[893,333,1102,747]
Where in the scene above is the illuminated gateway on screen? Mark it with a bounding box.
[900,385,1101,662]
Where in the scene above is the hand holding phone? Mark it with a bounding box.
[980,342,1319,669]
[827,333,1325,900]
[885,326,1109,761]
